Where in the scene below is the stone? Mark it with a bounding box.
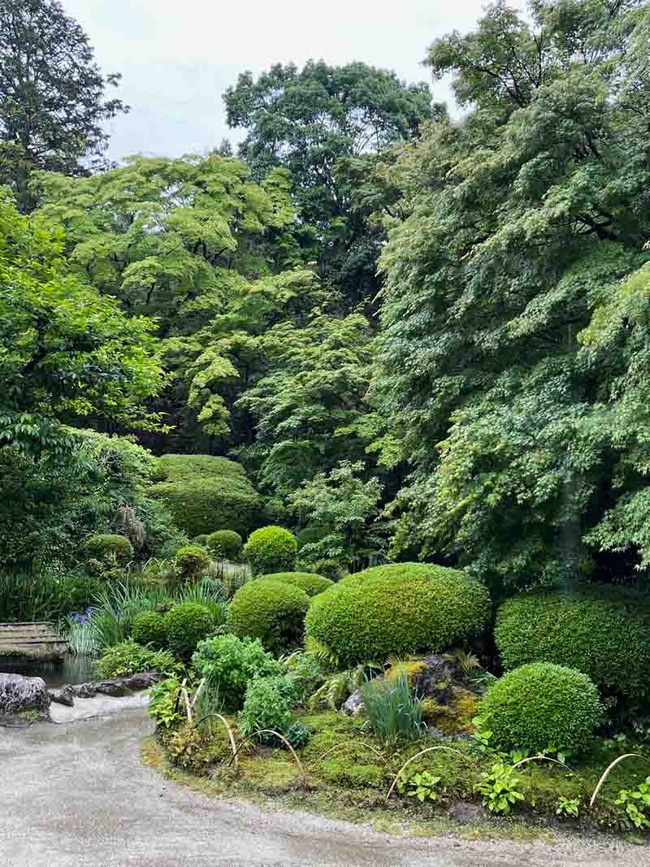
[70,683,97,699]
[94,680,130,697]
[0,673,50,724]
[121,671,164,691]
[447,801,488,825]
[413,654,465,705]
[342,689,365,716]
[49,686,75,707]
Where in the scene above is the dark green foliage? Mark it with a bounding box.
[260,571,334,597]
[174,545,211,580]
[306,563,490,666]
[361,674,424,743]
[495,588,650,709]
[157,455,249,483]
[207,530,243,561]
[0,570,100,622]
[194,535,209,547]
[238,675,294,738]
[165,602,215,660]
[0,0,126,210]
[482,663,601,753]
[85,534,133,563]
[94,639,178,679]
[243,526,298,575]
[284,720,310,749]
[131,611,167,649]
[229,579,309,653]
[193,633,281,710]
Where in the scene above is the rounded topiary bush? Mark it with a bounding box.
[207,530,243,561]
[494,587,650,708]
[306,563,490,666]
[85,534,133,562]
[175,544,211,580]
[131,611,167,649]
[165,602,215,659]
[229,579,309,653]
[482,663,601,753]
[243,526,298,575]
[194,534,209,547]
[260,571,334,597]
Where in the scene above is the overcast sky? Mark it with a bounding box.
[61,0,489,162]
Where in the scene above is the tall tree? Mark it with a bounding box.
[376,0,650,595]
[0,0,126,211]
[224,61,436,306]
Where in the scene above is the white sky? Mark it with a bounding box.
[61,0,488,161]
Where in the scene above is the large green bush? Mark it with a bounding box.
[243,526,298,575]
[494,587,650,708]
[229,579,309,653]
[85,534,134,562]
[149,454,259,538]
[131,611,167,649]
[165,602,215,660]
[482,663,601,753]
[192,634,281,710]
[94,640,178,679]
[306,563,490,666]
[260,571,334,597]
[207,530,243,561]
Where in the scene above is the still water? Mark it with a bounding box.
[0,654,95,688]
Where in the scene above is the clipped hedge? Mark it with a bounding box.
[165,602,215,660]
[482,663,601,753]
[495,587,650,707]
[306,563,490,666]
[259,571,334,597]
[85,534,133,562]
[229,579,309,653]
[207,530,243,561]
[156,454,249,482]
[149,478,258,538]
[243,526,297,575]
[131,611,167,649]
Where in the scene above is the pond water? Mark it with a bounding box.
[0,654,96,688]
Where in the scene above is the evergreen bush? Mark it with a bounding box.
[85,534,133,562]
[259,571,334,597]
[165,602,215,660]
[131,610,167,649]
[229,579,309,653]
[192,634,281,710]
[243,526,298,575]
[207,530,243,561]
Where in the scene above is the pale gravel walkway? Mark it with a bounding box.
[0,705,648,867]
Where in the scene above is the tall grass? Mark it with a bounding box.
[361,675,424,743]
[209,561,251,599]
[64,615,100,655]
[181,578,228,625]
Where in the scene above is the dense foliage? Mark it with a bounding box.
[482,663,601,753]
[229,578,309,653]
[192,633,281,710]
[259,572,334,597]
[207,530,243,561]
[165,602,215,660]
[243,526,298,575]
[306,563,490,666]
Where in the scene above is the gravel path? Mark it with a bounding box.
[0,705,648,866]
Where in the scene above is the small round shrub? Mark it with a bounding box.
[482,663,601,753]
[194,534,209,547]
[495,587,650,708]
[207,530,243,561]
[193,634,282,710]
[260,571,334,597]
[131,611,167,649]
[165,602,215,660]
[229,579,309,653]
[85,534,134,562]
[243,526,298,575]
[238,675,294,738]
[175,544,211,580]
[306,563,490,667]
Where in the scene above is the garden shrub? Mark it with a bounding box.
[260,571,334,597]
[165,602,215,659]
[192,634,281,710]
[494,587,650,708]
[149,455,259,537]
[229,579,309,653]
[94,639,177,679]
[131,610,167,649]
[238,675,295,738]
[482,663,601,753]
[174,544,211,580]
[243,526,298,575]
[207,530,243,561]
[85,534,134,562]
[306,563,490,666]
[194,534,209,547]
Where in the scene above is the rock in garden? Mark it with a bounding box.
[413,654,465,704]
[94,680,130,697]
[121,671,164,691]
[69,682,97,699]
[0,673,51,724]
[342,689,365,716]
[49,686,75,707]
[447,801,487,825]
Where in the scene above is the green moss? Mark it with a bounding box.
[321,760,387,788]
